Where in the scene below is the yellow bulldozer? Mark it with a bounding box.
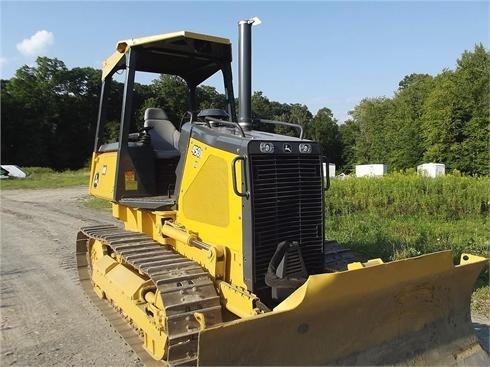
[76,18,488,366]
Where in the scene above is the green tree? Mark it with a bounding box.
[273,103,312,137]
[148,75,189,125]
[197,85,227,111]
[421,44,489,174]
[453,44,489,175]
[58,66,101,164]
[2,57,69,167]
[388,73,433,170]
[250,91,286,132]
[338,119,360,172]
[2,58,113,168]
[350,97,394,165]
[307,107,342,164]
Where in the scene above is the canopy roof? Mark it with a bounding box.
[101,31,232,85]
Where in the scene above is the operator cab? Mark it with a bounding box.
[90,30,306,214]
[90,32,236,209]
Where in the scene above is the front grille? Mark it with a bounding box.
[249,154,324,296]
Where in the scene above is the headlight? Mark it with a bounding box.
[259,142,274,153]
[299,143,312,153]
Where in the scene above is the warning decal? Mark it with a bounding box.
[124,171,138,191]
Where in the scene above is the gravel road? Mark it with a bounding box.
[1,187,143,367]
[1,187,488,366]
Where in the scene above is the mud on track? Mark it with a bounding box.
[0,187,488,366]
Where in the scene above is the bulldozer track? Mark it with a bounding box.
[76,224,223,366]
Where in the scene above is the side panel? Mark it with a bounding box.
[176,137,246,288]
[89,152,117,200]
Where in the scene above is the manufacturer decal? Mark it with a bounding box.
[192,145,202,158]
[283,143,293,153]
[124,171,138,191]
[93,173,99,188]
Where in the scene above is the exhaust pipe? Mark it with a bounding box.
[238,17,261,131]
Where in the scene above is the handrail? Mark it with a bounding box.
[258,119,304,139]
[205,117,246,137]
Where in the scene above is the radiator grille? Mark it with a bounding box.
[249,154,324,295]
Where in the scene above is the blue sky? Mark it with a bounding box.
[1,1,488,122]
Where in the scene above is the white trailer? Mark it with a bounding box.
[355,164,388,177]
[322,163,336,178]
[417,163,445,178]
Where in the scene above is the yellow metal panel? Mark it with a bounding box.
[113,204,159,238]
[177,139,243,251]
[93,255,147,301]
[105,263,148,300]
[227,249,245,290]
[101,50,126,80]
[177,138,245,288]
[198,251,488,365]
[89,151,117,200]
[92,254,118,275]
[118,31,230,50]
[101,31,230,80]
[347,258,384,270]
[182,155,229,227]
[218,281,261,318]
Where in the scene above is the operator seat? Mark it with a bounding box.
[143,108,180,159]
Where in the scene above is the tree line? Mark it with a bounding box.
[1,44,488,175]
[344,44,489,176]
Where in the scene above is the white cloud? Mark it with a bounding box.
[16,30,54,57]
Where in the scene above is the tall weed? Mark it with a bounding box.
[326,174,488,219]
[326,174,489,285]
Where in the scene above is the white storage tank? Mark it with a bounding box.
[322,163,336,178]
[355,164,388,177]
[417,163,445,178]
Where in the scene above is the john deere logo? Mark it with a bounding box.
[283,143,292,153]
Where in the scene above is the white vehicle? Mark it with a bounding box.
[1,165,27,179]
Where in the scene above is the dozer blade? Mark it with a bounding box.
[198,251,488,366]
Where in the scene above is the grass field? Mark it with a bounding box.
[0,167,90,189]
[325,174,488,259]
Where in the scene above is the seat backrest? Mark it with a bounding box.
[144,108,180,154]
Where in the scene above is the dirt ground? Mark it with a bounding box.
[1,187,143,367]
[0,187,488,366]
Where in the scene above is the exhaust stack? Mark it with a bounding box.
[238,17,261,131]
